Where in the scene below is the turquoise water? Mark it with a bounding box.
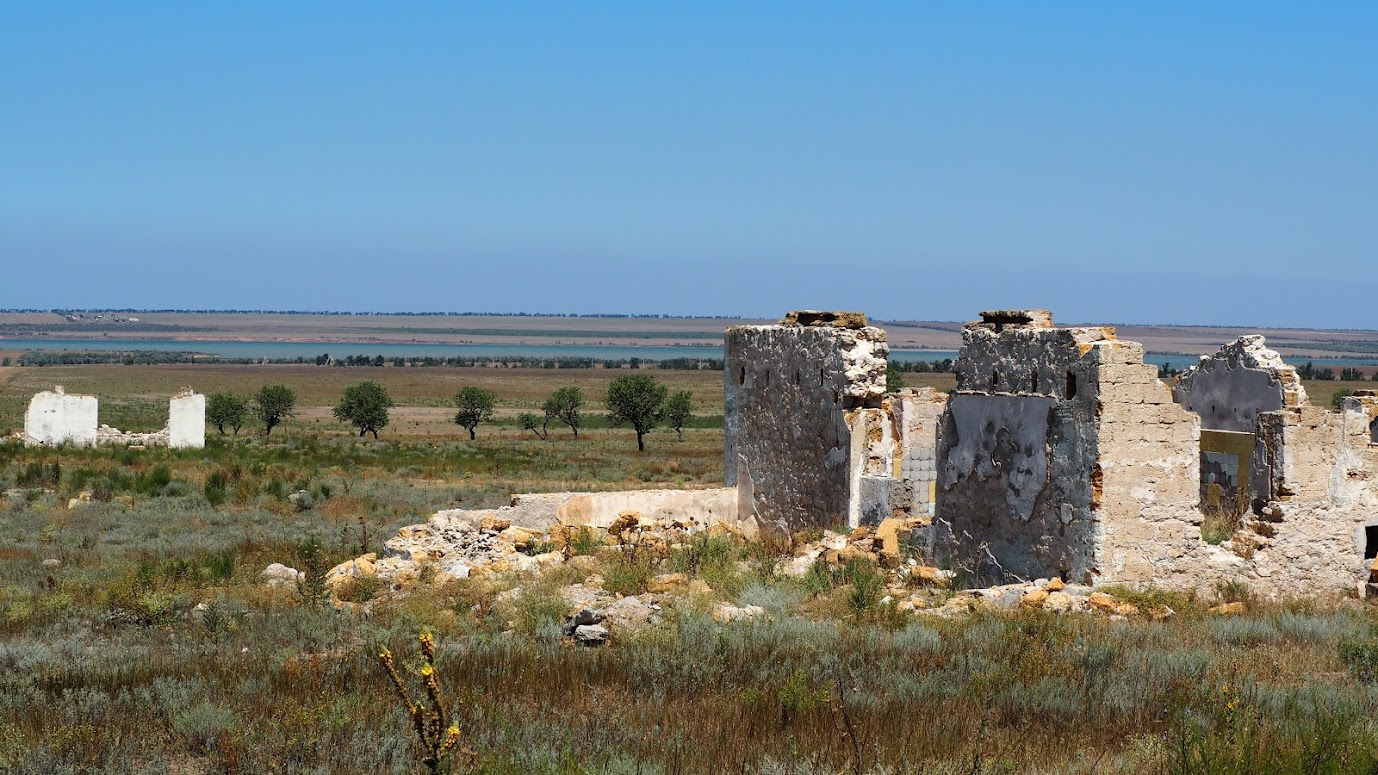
[1,338,1375,370]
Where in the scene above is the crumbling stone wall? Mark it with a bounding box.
[891,388,948,518]
[723,308,1378,597]
[724,311,887,532]
[1173,337,1306,510]
[1088,343,1201,586]
[24,386,98,447]
[933,311,1114,584]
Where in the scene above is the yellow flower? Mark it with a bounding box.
[420,663,434,677]
[439,724,461,755]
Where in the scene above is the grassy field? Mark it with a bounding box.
[6,364,1378,773]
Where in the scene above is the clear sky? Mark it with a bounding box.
[3,4,1375,327]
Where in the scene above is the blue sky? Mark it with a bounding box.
[2,4,1375,327]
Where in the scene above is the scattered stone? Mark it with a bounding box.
[600,596,658,629]
[607,511,640,540]
[571,608,604,626]
[260,563,303,588]
[1044,591,1074,613]
[479,514,512,532]
[41,558,60,569]
[648,573,687,593]
[712,603,765,623]
[573,623,609,645]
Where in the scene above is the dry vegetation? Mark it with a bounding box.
[3,364,1378,773]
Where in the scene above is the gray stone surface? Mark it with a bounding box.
[934,312,1108,586]
[1174,338,1289,433]
[723,317,887,530]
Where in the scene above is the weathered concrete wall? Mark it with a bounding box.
[933,312,1111,584]
[1173,337,1304,510]
[557,488,738,531]
[724,312,887,532]
[23,386,98,447]
[22,387,205,449]
[167,390,206,449]
[419,488,741,534]
[1174,336,1304,431]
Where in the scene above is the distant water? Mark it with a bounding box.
[1,338,1375,370]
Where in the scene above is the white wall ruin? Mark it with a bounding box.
[22,386,206,449]
[23,386,99,447]
[167,389,207,449]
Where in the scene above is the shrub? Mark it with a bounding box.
[1339,639,1378,682]
[604,554,655,597]
[172,702,238,755]
[335,574,383,603]
[295,536,330,607]
[844,558,886,616]
[569,526,604,556]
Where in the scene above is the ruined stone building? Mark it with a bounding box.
[724,312,944,534]
[725,310,1378,596]
[22,386,206,449]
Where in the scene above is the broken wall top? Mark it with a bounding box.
[955,313,1123,399]
[725,319,889,402]
[1173,336,1307,433]
[971,309,1056,332]
[780,310,869,329]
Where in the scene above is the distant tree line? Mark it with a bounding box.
[887,359,956,374]
[15,350,724,370]
[30,308,749,319]
[206,375,697,450]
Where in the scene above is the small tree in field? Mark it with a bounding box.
[206,392,248,436]
[453,387,496,440]
[334,381,395,438]
[542,386,584,437]
[518,412,548,440]
[606,374,667,451]
[664,390,694,441]
[253,385,297,437]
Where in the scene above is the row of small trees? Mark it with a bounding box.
[204,374,694,450]
[452,375,694,450]
[206,385,296,436]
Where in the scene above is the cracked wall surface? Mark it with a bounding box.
[933,311,1118,585]
[723,311,888,532]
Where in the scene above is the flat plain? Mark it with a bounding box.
[2,357,1378,773]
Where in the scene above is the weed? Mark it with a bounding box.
[295,535,330,607]
[377,631,472,774]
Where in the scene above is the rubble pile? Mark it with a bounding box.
[262,503,1210,644]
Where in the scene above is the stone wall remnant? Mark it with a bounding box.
[724,311,889,532]
[167,388,206,449]
[20,386,206,449]
[23,386,99,447]
[931,311,1176,585]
